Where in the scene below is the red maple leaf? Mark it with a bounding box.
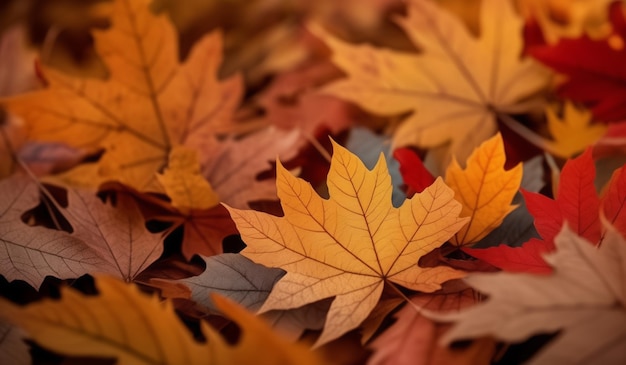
[464,148,624,273]
[527,2,626,122]
[393,147,435,197]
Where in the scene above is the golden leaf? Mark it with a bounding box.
[0,276,209,365]
[311,0,550,174]
[225,140,468,346]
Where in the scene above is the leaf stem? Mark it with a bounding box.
[305,131,332,163]
[497,112,560,156]
[385,280,423,314]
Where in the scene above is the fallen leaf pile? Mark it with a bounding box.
[0,0,625,364]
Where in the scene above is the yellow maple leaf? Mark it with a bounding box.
[544,102,607,159]
[224,140,468,346]
[0,275,330,365]
[1,0,241,192]
[311,0,550,174]
[157,146,220,213]
[445,133,522,246]
[0,275,209,365]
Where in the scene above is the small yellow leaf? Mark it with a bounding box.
[446,133,522,246]
[545,102,607,159]
[157,146,220,212]
[225,140,468,346]
[0,275,209,365]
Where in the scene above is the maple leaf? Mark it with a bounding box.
[445,133,523,246]
[312,0,550,173]
[63,187,165,281]
[0,175,164,287]
[526,148,600,245]
[368,289,495,365]
[0,275,330,365]
[224,140,468,345]
[464,154,544,250]
[0,176,111,287]
[255,61,356,138]
[543,102,607,158]
[0,275,210,365]
[463,239,553,274]
[528,2,626,122]
[393,147,435,197]
[438,223,626,365]
[1,0,242,191]
[180,253,285,311]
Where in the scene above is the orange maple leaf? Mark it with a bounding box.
[445,133,523,246]
[224,140,468,346]
[1,0,242,192]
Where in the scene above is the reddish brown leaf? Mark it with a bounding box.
[104,183,238,260]
[256,61,355,137]
[368,289,495,365]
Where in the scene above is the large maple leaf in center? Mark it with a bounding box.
[1,0,241,191]
[225,140,468,346]
[313,0,550,173]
